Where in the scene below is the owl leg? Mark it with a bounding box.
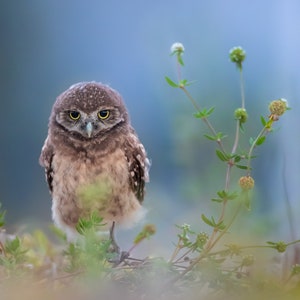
[109,222,129,264]
[109,221,120,254]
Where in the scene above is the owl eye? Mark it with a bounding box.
[97,110,110,120]
[69,111,81,120]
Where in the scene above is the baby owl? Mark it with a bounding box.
[39,82,150,242]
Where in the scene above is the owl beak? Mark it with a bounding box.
[86,122,93,138]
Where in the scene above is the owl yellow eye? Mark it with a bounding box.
[69,111,81,120]
[97,110,110,120]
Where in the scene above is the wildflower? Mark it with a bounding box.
[269,98,288,120]
[170,42,185,55]
[239,176,255,191]
[234,108,248,123]
[170,42,185,66]
[133,224,156,245]
[181,223,191,231]
[196,232,209,246]
[229,46,246,70]
[274,241,287,253]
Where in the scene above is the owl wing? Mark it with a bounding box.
[39,136,55,193]
[125,134,150,202]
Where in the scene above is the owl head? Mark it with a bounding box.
[49,82,130,142]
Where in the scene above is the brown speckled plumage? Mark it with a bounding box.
[39,82,149,241]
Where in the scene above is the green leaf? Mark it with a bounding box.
[210,216,226,230]
[207,106,215,116]
[216,221,226,231]
[201,215,226,230]
[239,123,245,133]
[216,149,230,162]
[194,112,204,119]
[194,107,215,119]
[233,155,241,163]
[216,190,238,201]
[6,237,21,252]
[201,214,215,227]
[217,190,227,199]
[216,132,227,141]
[249,137,254,146]
[235,164,249,170]
[165,76,179,88]
[204,134,217,141]
[256,136,266,146]
[260,116,267,126]
[179,79,187,86]
[211,198,223,203]
[177,55,184,66]
[90,211,104,225]
[75,212,105,235]
[179,79,196,87]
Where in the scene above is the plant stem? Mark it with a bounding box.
[172,248,193,264]
[175,59,226,153]
[180,86,226,153]
[165,202,242,287]
[176,58,182,83]
[246,126,268,174]
[240,69,245,109]
[168,240,183,263]
[231,120,241,156]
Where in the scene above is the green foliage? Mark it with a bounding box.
[76,211,106,236]
[266,241,287,253]
[63,237,112,275]
[211,190,238,203]
[204,132,227,142]
[165,76,179,88]
[64,212,117,274]
[249,135,266,146]
[162,42,296,299]
[0,237,28,269]
[165,76,194,88]
[201,214,226,230]
[215,149,230,162]
[194,107,215,119]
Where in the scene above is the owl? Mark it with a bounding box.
[39,82,150,245]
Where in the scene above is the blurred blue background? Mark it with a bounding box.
[1,0,300,252]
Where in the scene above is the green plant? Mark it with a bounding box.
[63,213,113,276]
[163,42,298,297]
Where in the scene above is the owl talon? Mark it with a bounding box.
[109,251,129,266]
[119,250,130,261]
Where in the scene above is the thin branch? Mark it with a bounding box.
[240,69,245,109]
